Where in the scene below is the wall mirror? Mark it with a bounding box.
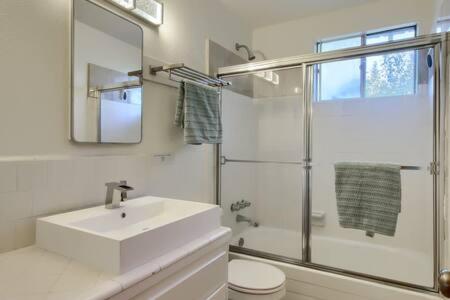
[71,0,143,144]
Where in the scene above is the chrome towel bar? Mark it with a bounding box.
[400,166,421,170]
[221,156,303,166]
[150,63,231,87]
[221,156,422,170]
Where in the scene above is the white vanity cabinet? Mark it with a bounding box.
[111,243,229,300]
[31,196,231,300]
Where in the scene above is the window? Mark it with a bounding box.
[436,18,450,33]
[316,25,417,101]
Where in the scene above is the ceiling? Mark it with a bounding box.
[219,0,378,28]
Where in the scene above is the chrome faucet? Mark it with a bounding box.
[236,214,259,227]
[231,199,251,212]
[105,181,134,209]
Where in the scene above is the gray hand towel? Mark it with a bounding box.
[175,81,222,145]
[335,162,401,237]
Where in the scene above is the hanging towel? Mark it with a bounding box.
[334,162,401,237]
[175,81,222,145]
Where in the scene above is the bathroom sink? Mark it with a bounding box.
[36,196,221,274]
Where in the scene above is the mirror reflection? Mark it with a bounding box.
[72,0,143,143]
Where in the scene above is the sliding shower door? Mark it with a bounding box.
[306,47,436,287]
[220,68,304,261]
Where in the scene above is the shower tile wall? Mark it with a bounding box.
[207,39,253,98]
[252,69,303,232]
[255,97,303,231]
[0,155,149,253]
[221,89,258,236]
[221,68,303,237]
[222,66,434,275]
[311,87,434,254]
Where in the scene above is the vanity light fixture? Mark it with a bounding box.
[106,0,163,26]
[109,0,135,10]
[132,0,163,26]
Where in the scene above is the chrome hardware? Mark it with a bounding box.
[439,269,450,297]
[216,33,447,294]
[105,181,134,209]
[231,199,251,212]
[236,214,259,227]
[221,156,302,166]
[429,161,439,175]
[149,63,231,88]
[153,154,172,161]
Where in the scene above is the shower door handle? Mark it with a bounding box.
[439,269,450,297]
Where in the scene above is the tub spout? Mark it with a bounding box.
[236,214,259,227]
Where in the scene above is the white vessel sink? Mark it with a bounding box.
[36,196,221,274]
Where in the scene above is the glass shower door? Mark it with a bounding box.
[220,68,304,261]
[307,47,436,287]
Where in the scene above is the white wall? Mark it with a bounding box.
[253,0,437,60]
[221,77,436,285]
[220,88,259,236]
[310,89,434,278]
[220,71,304,256]
[0,0,252,253]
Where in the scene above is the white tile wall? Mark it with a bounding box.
[0,163,17,193]
[0,155,151,254]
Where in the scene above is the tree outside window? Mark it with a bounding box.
[316,26,417,101]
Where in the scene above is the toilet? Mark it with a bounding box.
[228,259,286,300]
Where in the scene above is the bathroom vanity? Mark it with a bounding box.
[0,196,230,300]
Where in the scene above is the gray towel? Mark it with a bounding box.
[335,162,401,237]
[175,81,222,145]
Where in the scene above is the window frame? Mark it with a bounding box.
[315,24,417,101]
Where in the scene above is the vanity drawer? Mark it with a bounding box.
[207,283,228,300]
[131,249,228,300]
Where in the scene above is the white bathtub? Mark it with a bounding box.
[231,226,437,300]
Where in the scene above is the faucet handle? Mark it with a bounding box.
[105,181,134,191]
[104,181,134,209]
[117,181,134,201]
[239,199,251,208]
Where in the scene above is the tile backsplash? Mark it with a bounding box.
[0,155,150,253]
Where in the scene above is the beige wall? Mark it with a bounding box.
[0,0,250,156]
[0,0,251,197]
[0,0,251,252]
[253,0,437,60]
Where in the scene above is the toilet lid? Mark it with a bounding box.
[228,260,286,293]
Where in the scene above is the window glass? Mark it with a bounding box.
[320,36,361,52]
[320,59,361,100]
[316,25,416,101]
[436,18,450,33]
[367,27,415,45]
[365,50,415,97]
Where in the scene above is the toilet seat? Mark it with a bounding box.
[229,283,285,295]
[228,259,286,295]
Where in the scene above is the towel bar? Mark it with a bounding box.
[221,157,421,170]
[400,166,421,170]
[221,156,303,166]
[150,63,231,87]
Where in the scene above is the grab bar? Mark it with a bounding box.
[221,156,303,166]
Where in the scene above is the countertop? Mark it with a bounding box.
[0,227,231,300]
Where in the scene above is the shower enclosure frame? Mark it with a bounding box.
[215,33,449,295]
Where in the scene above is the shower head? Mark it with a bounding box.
[235,43,256,61]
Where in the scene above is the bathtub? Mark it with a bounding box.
[230,226,437,300]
